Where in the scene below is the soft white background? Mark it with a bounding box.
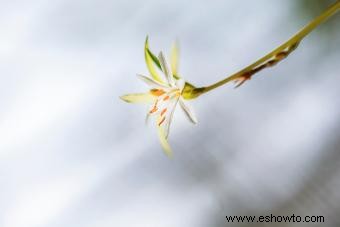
[0,0,339,226]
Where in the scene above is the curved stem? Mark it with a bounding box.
[194,1,339,97]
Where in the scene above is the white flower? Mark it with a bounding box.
[121,47,197,156]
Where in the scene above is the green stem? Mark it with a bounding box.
[188,1,339,98]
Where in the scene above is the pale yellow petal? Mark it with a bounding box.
[120,93,154,104]
[145,113,151,124]
[157,126,173,157]
[170,41,179,77]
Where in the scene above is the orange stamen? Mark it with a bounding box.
[158,116,166,126]
[149,100,158,113]
[161,108,167,116]
[150,107,158,113]
[163,95,170,101]
[150,89,165,96]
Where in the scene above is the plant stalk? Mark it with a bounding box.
[185,1,339,99]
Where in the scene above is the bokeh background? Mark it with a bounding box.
[0,0,339,226]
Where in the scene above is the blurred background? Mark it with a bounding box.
[0,0,339,226]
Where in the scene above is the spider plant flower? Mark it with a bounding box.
[120,39,197,157]
[120,2,339,156]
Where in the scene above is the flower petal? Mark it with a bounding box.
[179,98,197,124]
[158,52,175,87]
[120,93,155,104]
[137,74,169,89]
[162,95,180,138]
[157,126,173,157]
[145,113,151,124]
[145,37,164,83]
[170,41,180,79]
